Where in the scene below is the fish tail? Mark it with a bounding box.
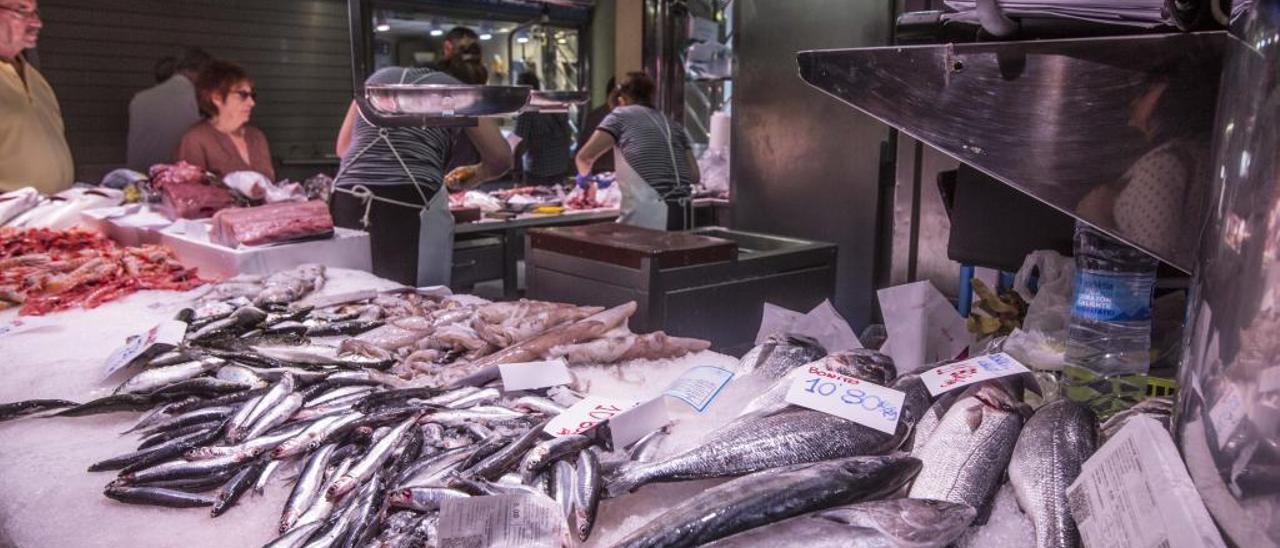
[603,463,650,498]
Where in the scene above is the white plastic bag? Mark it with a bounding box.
[1013,250,1075,343]
[1005,250,1076,370]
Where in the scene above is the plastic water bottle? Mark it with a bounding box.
[1064,222,1158,414]
[1065,223,1158,374]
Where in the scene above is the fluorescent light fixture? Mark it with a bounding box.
[430,29,443,36]
[479,33,493,41]
[374,13,389,32]
[557,37,567,44]
[516,36,529,43]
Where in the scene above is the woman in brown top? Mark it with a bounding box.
[176,60,275,180]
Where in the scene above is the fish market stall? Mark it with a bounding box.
[0,267,739,547]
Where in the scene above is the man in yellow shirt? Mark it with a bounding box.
[0,0,73,194]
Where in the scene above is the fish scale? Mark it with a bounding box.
[1009,399,1098,548]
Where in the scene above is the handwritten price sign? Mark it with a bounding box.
[543,396,638,438]
[784,366,905,435]
[920,352,1031,396]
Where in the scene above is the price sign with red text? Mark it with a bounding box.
[543,396,638,438]
[920,352,1030,396]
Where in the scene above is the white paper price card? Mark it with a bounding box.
[499,359,573,392]
[608,397,670,449]
[920,352,1031,396]
[0,316,57,339]
[103,320,187,378]
[664,365,734,412]
[784,365,905,435]
[544,396,638,438]
[437,494,567,548]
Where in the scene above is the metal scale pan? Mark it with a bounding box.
[364,84,532,117]
[525,90,591,112]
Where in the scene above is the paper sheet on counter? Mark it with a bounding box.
[877,281,972,374]
[755,299,861,352]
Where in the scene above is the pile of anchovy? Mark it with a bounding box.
[0,266,628,548]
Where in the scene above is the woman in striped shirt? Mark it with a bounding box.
[332,66,511,286]
[574,72,701,230]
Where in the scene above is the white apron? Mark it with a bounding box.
[333,124,454,288]
[615,108,692,231]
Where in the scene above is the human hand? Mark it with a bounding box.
[444,164,479,191]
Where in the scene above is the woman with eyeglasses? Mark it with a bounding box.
[175,60,275,180]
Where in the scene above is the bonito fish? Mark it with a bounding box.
[608,406,910,496]
[1009,399,1098,548]
[908,381,1029,523]
[615,455,922,548]
[737,333,826,379]
[704,498,976,548]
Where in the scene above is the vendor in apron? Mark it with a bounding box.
[332,67,511,286]
[574,71,701,231]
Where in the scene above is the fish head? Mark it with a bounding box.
[574,509,593,540]
[387,489,413,506]
[969,381,1030,417]
[894,499,977,538]
[828,350,898,385]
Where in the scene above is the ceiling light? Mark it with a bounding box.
[374,13,390,32]
[516,36,530,44]
[480,33,493,41]
[557,37,567,44]
[430,29,443,37]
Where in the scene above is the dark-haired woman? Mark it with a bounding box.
[574,71,699,230]
[175,60,275,180]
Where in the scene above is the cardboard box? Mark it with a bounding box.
[160,220,371,279]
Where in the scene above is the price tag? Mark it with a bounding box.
[664,365,734,412]
[784,365,905,435]
[543,396,637,438]
[102,320,187,378]
[499,360,573,392]
[920,352,1032,396]
[0,316,58,339]
[608,397,670,449]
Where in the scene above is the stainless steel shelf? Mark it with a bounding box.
[797,32,1227,271]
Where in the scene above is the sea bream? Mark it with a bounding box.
[908,381,1030,523]
[1009,399,1098,548]
[614,455,923,548]
[704,498,976,548]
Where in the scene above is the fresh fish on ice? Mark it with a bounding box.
[737,333,826,379]
[614,454,923,548]
[1009,399,1098,548]
[908,381,1029,523]
[704,498,976,548]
